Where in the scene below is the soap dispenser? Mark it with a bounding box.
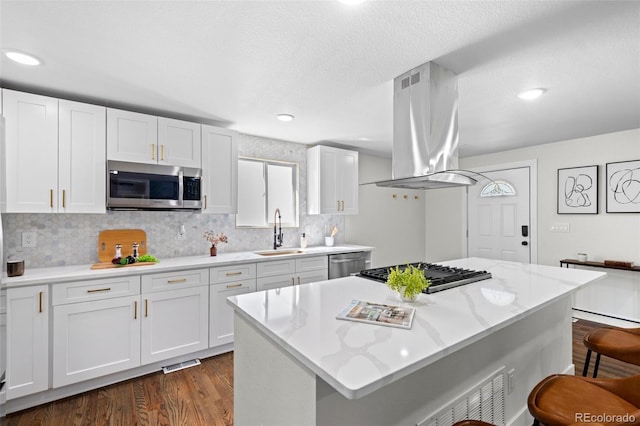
[300,233,307,249]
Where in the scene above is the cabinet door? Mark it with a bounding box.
[52,295,141,387]
[158,117,201,168]
[201,125,238,214]
[256,274,295,292]
[319,147,339,214]
[210,279,256,347]
[107,108,158,164]
[141,286,209,365]
[296,269,329,285]
[2,89,59,213]
[59,100,106,213]
[6,285,49,399]
[338,149,359,214]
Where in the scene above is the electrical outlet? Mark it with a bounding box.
[177,224,186,240]
[22,231,37,247]
[550,223,570,233]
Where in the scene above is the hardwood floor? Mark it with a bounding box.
[4,319,640,426]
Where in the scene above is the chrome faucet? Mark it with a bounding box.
[273,208,284,249]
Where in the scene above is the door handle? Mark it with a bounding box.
[521,225,529,237]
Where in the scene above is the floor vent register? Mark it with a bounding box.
[417,368,505,426]
[162,358,202,374]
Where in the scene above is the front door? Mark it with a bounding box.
[467,167,531,263]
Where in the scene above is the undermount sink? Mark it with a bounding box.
[254,249,305,256]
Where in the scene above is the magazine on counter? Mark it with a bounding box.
[336,299,415,329]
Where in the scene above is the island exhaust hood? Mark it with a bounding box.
[375,61,477,190]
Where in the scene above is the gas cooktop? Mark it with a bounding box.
[358,262,492,293]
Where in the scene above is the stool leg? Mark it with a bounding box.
[593,353,601,378]
[533,419,540,426]
[582,349,592,377]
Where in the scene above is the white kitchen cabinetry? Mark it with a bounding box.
[140,269,209,364]
[307,145,358,215]
[1,90,106,213]
[107,108,158,164]
[6,285,49,399]
[201,125,238,214]
[209,263,256,347]
[256,256,328,291]
[157,117,201,168]
[52,276,141,388]
[107,109,202,168]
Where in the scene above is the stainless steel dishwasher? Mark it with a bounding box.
[328,252,368,279]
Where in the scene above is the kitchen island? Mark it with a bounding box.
[227,258,606,426]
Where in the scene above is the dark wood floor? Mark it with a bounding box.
[4,319,640,425]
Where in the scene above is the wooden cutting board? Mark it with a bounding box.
[90,261,156,270]
[97,229,148,263]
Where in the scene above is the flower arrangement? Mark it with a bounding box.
[386,264,430,301]
[203,231,229,248]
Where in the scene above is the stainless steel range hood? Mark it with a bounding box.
[375,61,476,189]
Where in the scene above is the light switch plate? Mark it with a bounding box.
[550,223,570,233]
[22,231,37,247]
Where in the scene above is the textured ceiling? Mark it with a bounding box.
[1,0,638,157]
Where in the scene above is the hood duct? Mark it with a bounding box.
[375,61,477,189]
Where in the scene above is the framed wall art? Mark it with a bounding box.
[606,159,640,213]
[557,165,598,214]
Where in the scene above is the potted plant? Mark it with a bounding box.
[385,264,430,302]
[203,231,228,256]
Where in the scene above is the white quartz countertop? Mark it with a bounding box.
[227,257,606,400]
[1,244,372,287]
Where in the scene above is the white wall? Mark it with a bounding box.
[344,153,425,268]
[424,128,640,267]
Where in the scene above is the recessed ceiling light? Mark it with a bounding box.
[276,114,295,122]
[337,0,367,4]
[4,50,41,66]
[517,88,546,100]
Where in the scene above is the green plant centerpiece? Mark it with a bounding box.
[385,264,430,302]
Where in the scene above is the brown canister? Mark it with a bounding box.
[7,260,25,277]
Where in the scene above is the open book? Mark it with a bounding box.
[336,300,415,329]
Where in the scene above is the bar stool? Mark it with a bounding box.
[528,373,640,426]
[582,326,640,377]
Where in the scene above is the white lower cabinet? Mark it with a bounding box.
[210,279,256,347]
[6,285,49,399]
[52,295,141,387]
[256,256,328,291]
[209,263,257,348]
[141,269,209,364]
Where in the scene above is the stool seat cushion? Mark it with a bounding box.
[528,374,640,426]
[584,328,640,366]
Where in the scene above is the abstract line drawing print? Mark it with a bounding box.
[609,167,640,205]
[564,174,593,208]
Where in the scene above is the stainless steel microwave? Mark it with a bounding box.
[107,160,202,210]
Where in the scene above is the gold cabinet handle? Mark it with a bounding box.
[336,200,340,211]
[226,283,242,288]
[226,272,242,277]
[291,277,295,285]
[297,276,301,285]
[62,189,66,208]
[145,299,148,317]
[87,287,111,293]
[134,301,138,319]
[167,278,187,284]
[50,189,54,208]
[204,195,207,210]
[39,291,43,313]
[341,200,345,211]
[161,144,165,161]
[151,144,156,160]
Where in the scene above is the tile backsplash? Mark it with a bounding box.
[2,133,345,268]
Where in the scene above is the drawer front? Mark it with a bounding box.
[142,268,208,293]
[210,263,257,284]
[52,276,141,305]
[297,269,329,285]
[295,256,328,273]
[257,259,295,278]
[256,274,294,291]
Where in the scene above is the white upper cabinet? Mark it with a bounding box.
[201,125,238,214]
[107,109,202,168]
[307,145,359,215]
[59,100,106,213]
[107,108,158,164]
[157,117,201,168]
[2,89,106,213]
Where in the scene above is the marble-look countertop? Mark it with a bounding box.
[1,244,372,287]
[227,257,606,400]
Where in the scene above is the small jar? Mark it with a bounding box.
[132,242,139,259]
[115,244,122,259]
